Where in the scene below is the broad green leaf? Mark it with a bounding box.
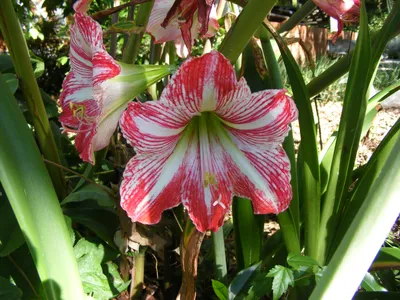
[40,89,58,118]
[310,128,400,299]
[64,215,75,245]
[318,0,372,264]
[232,198,263,271]
[29,51,44,78]
[0,186,25,257]
[287,253,320,270]
[212,279,228,300]
[103,262,130,294]
[0,276,22,300]
[266,265,294,300]
[74,239,113,300]
[265,20,320,259]
[3,74,18,95]
[229,262,261,300]
[0,55,13,73]
[64,208,119,249]
[330,119,400,256]
[361,273,387,292]
[246,272,272,300]
[61,184,115,208]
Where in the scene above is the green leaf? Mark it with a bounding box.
[266,265,294,300]
[287,253,320,270]
[64,208,119,249]
[247,273,272,300]
[3,74,18,95]
[361,273,387,292]
[0,186,25,257]
[0,276,22,300]
[28,51,44,78]
[318,0,373,264]
[61,184,115,208]
[212,279,228,300]
[229,262,261,300]
[64,215,75,245]
[74,239,113,300]
[40,89,58,118]
[372,247,400,270]
[265,20,320,259]
[103,262,130,294]
[0,55,14,73]
[232,198,264,271]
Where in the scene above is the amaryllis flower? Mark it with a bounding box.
[119,51,298,232]
[60,1,171,164]
[313,0,360,43]
[147,0,219,57]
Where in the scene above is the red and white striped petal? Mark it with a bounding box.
[74,124,97,164]
[218,89,298,148]
[234,147,292,215]
[73,0,92,13]
[214,124,292,215]
[159,51,237,114]
[70,13,120,82]
[120,126,193,225]
[120,101,193,154]
[180,118,233,232]
[146,0,181,43]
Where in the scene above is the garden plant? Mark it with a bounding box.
[0,0,399,299]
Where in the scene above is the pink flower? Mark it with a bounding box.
[59,0,171,164]
[313,0,360,43]
[119,51,298,232]
[147,0,219,57]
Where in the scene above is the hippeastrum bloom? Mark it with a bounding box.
[313,0,360,43]
[147,0,219,57]
[119,51,298,232]
[59,1,171,164]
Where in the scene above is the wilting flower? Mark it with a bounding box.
[119,51,298,232]
[313,0,360,43]
[147,0,219,57]
[60,0,171,164]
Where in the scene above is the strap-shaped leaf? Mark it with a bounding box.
[265,21,320,259]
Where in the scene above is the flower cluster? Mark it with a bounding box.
[60,0,298,232]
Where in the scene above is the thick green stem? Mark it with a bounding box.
[122,1,154,64]
[219,0,277,62]
[130,247,146,298]
[211,228,228,283]
[0,0,66,198]
[277,0,316,34]
[0,73,84,299]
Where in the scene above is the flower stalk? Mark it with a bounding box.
[0,0,66,198]
[219,0,277,63]
[123,0,155,63]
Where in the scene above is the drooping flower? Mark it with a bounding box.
[119,51,298,232]
[147,0,219,57]
[59,0,171,164]
[313,0,360,43]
